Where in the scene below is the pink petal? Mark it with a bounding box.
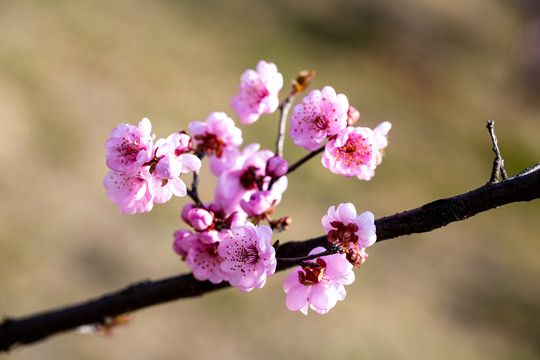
[309,283,340,311]
[286,284,310,312]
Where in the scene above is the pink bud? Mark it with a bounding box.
[187,208,214,231]
[266,156,288,178]
[175,132,192,155]
[346,106,360,126]
[240,191,275,217]
[181,203,197,224]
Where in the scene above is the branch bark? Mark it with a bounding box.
[1,163,539,352]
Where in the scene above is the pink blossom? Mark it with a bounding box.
[346,106,360,126]
[103,167,155,215]
[218,222,276,292]
[215,144,287,216]
[289,86,349,151]
[360,121,392,181]
[174,132,192,154]
[188,112,243,160]
[322,122,390,180]
[173,229,195,259]
[181,203,197,224]
[152,133,202,203]
[185,230,232,284]
[265,155,288,178]
[321,203,376,249]
[321,126,375,179]
[105,118,154,175]
[231,60,283,124]
[283,247,354,315]
[240,190,276,217]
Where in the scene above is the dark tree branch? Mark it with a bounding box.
[1,163,539,352]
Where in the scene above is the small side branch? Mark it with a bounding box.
[286,146,325,175]
[275,70,315,157]
[275,94,295,158]
[487,121,508,183]
[186,151,205,207]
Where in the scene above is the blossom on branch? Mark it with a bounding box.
[283,247,355,315]
[103,168,155,215]
[289,86,349,151]
[104,119,201,214]
[231,60,283,124]
[177,229,232,284]
[321,122,391,180]
[152,133,202,203]
[189,112,243,159]
[321,203,376,250]
[105,117,154,175]
[218,222,276,292]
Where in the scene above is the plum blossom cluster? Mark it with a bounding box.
[104,118,201,214]
[289,86,391,180]
[104,60,390,315]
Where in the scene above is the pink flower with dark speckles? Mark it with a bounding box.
[289,86,349,151]
[231,61,283,124]
[105,118,154,175]
[218,222,276,292]
[103,167,155,215]
[322,122,391,181]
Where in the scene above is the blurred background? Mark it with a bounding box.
[1,0,540,359]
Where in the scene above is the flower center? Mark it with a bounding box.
[235,243,259,265]
[118,137,142,161]
[195,133,226,157]
[334,134,373,167]
[327,221,359,246]
[298,258,327,285]
[313,115,328,131]
[240,166,259,190]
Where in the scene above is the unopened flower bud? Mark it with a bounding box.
[240,191,275,217]
[271,215,292,232]
[266,156,288,178]
[346,106,360,126]
[181,203,197,224]
[175,132,192,155]
[346,247,368,268]
[187,208,214,231]
[292,70,316,95]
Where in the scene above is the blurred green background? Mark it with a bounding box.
[1,0,540,359]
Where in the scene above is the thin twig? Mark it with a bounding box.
[275,94,295,158]
[487,121,508,183]
[276,244,342,265]
[186,152,205,207]
[286,146,325,175]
